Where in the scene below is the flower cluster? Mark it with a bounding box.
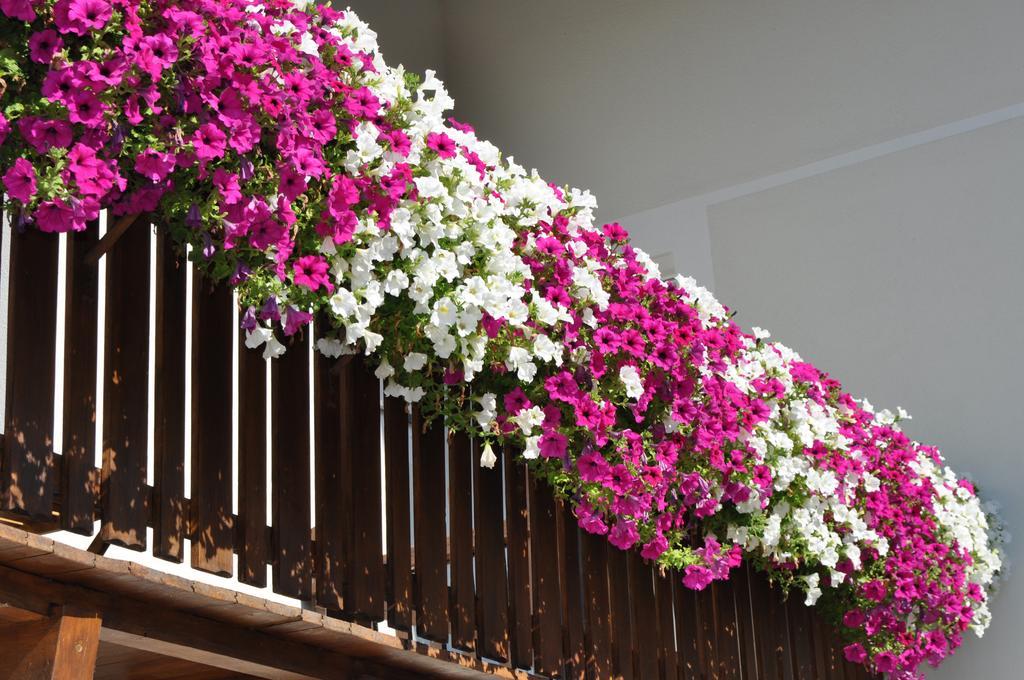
[0,1,1005,676]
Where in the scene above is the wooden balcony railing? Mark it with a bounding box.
[0,212,873,679]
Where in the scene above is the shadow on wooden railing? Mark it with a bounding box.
[0,215,873,679]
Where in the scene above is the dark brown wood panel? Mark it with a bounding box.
[529,478,563,677]
[733,565,759,680]
[100,221,150,549]
[152,233,187,562]
[560,504,585,679]
[383,396,412,631]
[447,431,475,652]
[190,278,234,577]
[314,348,344,609]
[60,224,100,534]
[238,340,268,588]
[474,441,511,663]
[607,546,635,680]
[412,408,447,643]
[713,577,742,680]
[2,229,59,522]
[674,577,702,680]
[581,531,612,680]
[504,457,533,670]
[787,595,817,680]
[696,582,718,679]
[343,357,385,620]
[271,338,312,600]
[629,554,659,680]
[655,572,678,680]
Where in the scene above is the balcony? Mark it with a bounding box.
[0,216,870,678]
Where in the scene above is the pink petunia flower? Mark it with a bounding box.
[67,90,106,126]
[844,643,867,664]
[191,124,227,161]
[134,149,175,182]
[292,255,331,291]
[67,0,111,30]
[3,159,38,203]
[538,430,568,459]
[0,0,35,21]
[29,30,63,64]
[426,132,456,159]
[35,200,79,233]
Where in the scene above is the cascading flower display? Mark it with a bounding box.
[0,0,1006,676]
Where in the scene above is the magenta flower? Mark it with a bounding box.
[213,169,243,205]
[3,159,37,203]
[293,256,330,292]
[344,87,380,119]
[426,132,457,159]
[385,129,411,156]
[29,30,63,64]
[67,91,106,126]
[0,114,9,146]
[35,200,78,233]
[0,0,35,21]
[844,643,868,664]
[607,519,639,550]
[640,533,669,561]
[683,565,714,591]
[68,0,111,29]
[874,652,897,673]
[538,430,568,459]
[192,124,227,162]
[137,34,178,79]
[134,149,175,183]
[283,307,313,336]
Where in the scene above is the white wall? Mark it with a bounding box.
[439,0,1024,221]
[343,0,446,79]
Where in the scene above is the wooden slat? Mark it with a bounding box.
[655,571,678,680]
[713,577,742,680]
[581,531,612,680]
[811,613,830,680]
[748,571,785,680]
[629,554,659,680]
[99,221,150,549]
[152,233,187,561]
[60,224,100,534]
[504,457,533,670]
[560,504,585,679]
[313,349,344,609]
[2,229,59,521]
[674,576,702,680]
[383,396,412,631]
[412,408,447,643]
[190,278,234,576]
[238,340,268,587]
[343,357,385,620]
[271,339,312,600]
[787,596,817,680]
[818,614,845,680]
[607,547,635,680]
[696,583,718,679]
[474,441,511,662]
[529,479,563,677]
[447,431,475,652]
[733,565,759,680]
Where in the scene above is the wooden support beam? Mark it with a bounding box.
[0,609,101,680]
[83,213,141,266]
